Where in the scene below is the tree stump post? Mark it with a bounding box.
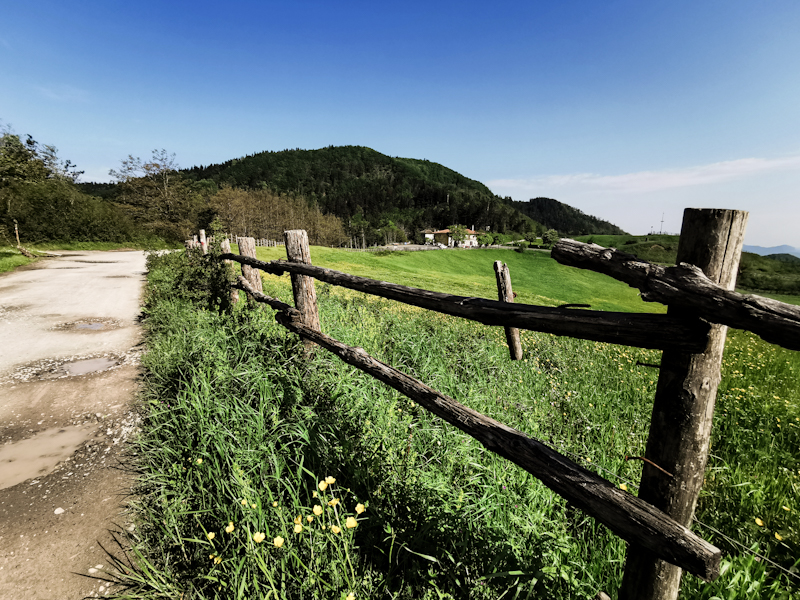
[493,261,523,360]
[237,237,263,294]
[220,239,239,305]
[284,230,321,346]
[619,208,748,600]
[199,229,208,255]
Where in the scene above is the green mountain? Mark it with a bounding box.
[183,146,539,242]
[513,197,627,236]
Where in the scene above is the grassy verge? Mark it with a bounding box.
[120,247,799,599]
[0,245,36,273]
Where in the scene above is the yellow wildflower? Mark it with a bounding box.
[319,480,328,492]
[272,501,278,507]
[346,516,358,529]
[312,491,318,498]
[253,532,265,543]
[207,532,215,541]
[328,498,340,508]
[325,476,336,485]
[241,499,248,506]
[294,524,303,533]
[775,532,783,541]
[306,515,314,523]
[294,515,302,525]
[331,525,341,534]
[209,553,216,560]
[619,483,628,491]
[251,503,256,509]
[196,458,203,465]
[355,503,365,514]
[313,505,323,516]
[214,556,222,564]
[273,536,285,548]
[346,594,355,600]
[783,506,791,512]
[755,517,764,527]
[225,522,234,534]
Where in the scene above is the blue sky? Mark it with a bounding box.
[2,0,799,246]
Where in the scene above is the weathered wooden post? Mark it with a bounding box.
[199,229,208,255]
[237,237,263,294]
[220,238,239,305]
[493,261,523,360]
[619,208,748,600]
[284,230,321,344]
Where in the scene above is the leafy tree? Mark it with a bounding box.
[524,231,538,246]
[477,233,492,246]
[542,229,560,248]
[110,149,200,241]
[448,224,466,246]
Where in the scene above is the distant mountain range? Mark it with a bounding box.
[742,245,800,259]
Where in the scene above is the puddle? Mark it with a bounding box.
[62,357,119,376]
[0,426,95,489]
[76,322,106,330]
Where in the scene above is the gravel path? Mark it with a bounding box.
[0,251,147,599]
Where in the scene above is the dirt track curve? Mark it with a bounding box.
[0,251,146,599]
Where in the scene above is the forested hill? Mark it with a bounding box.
[512,197,627,236]
[183,146,537,238]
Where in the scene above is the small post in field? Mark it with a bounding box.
[199,229,208,255]
[619,208,748,600]
[220,238,239,305]
[493,261,523,360]
[237,237,263,294]
[284,229,321,342]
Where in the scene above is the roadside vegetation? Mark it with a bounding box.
[118,244,799,599]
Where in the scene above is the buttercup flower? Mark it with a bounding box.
[318,480,328,492]
[325,476,336,485]
[755,518,764,527]
[294,515,302,525]
[294,524,303,533]
[312,491,318,498]
[225,522,234,533]
[273,536,285,548]
[306,515,314,523]
[214,556,222,564]
[253,532,265,543]
[346,594,355,600]
[272,501,278,507]
[775,532,783,541]
[619,484,628,491]
[355,503,365,514]
[207,532,215,541]
[251,503,256,509]
[196,458,203,465]
[331,525,341,534]
[346,516,358,529]
[313,505,323,516]
[328,498,340,508]
[241,499,248,506]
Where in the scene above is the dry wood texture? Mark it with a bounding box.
[552,236,800,351]
[237,237,263,294]
[619,208,748,600]
[220,253,710,352]
[263,308,721,581]
[494,261,523,360]
[283,230,321,334]
[220,239,239,305]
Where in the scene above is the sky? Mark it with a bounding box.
[2,0,799,247]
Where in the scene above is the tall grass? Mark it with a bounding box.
[118,247,799,599]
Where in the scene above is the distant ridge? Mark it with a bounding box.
[511,197,627,236]
[743,244,800,258]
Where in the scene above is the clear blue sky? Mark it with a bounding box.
[3,0,799,246]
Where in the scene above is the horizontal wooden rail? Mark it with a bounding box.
[234,277,721,580]
[552,239,800,351]
[221,253,709,352]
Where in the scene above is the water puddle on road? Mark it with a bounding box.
[75,322,106,330]
[0,426,95,489]
[62,357,118,376]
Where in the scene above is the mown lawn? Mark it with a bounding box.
[118,246,799,600]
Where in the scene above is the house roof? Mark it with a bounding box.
[433,229,478,235]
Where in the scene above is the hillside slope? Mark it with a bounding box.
[184,146,538,240]
[513,197,627,236]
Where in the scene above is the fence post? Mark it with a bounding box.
[238,237,263,294]
[220,239,239,305]
[619,208,748,600]
[284,230,321,342]
[199,229,208,255]
[493,261,523,360]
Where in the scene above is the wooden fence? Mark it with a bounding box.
[210,210,800,600]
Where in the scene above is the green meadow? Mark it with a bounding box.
[119,245,798,599]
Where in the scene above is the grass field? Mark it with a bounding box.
[119,245,799,599]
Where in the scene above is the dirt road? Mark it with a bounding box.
[0,251,147,599]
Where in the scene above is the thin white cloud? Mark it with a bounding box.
[489,155,800,196]
[36,85,90,103]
